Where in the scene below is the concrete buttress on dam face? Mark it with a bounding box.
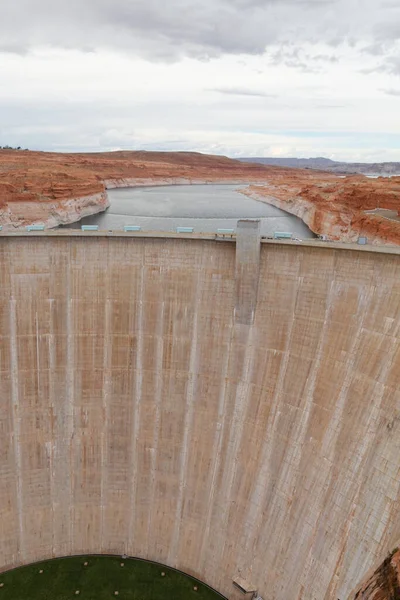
[0,232,400,599]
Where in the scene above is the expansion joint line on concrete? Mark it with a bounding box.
[145,296,165,555]
[198,311,236,572]
[66,248,75,554]
[9,297,25,561]
[48,299,56,556]
[168,267,202,565]
[100,296,112,551]
[128,259,145,554]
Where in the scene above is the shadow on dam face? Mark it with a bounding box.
[1,230,400,599]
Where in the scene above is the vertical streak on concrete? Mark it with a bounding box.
[49,242,70,558]
[100,295,111,551]
[35,312,40,396]
[48,298,56,555]
[213,323,256,568]
[240,261,301,556]
[66,241,75,553]
[327,296,399,598]
[235,220,261,325]
[198,318,234,571]
[337,320,400,594]
[9,297,24,561]
[168,268,201,565]
[259,278,337,595]
[297,279,379,599]
[146,297,165,555]
[316,284,378,595]
[128,256,145,554]
[321,287,374,459]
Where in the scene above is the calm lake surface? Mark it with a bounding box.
[64,184,315,238]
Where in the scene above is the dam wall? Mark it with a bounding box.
[1,233,400,599]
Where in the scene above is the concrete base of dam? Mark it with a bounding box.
[1,230,400,599]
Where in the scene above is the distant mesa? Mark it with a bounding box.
[238,155,400,176]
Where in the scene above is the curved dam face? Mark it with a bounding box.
[1,231,400,599]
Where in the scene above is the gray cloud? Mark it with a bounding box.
[363,54,400,76]
[0,0,399,61]
[362,41,393,56]
[381,88,400,96]
[387,56,400,75]
[210,87,276,98]
[266,46,341,73]
[313,103,347,108]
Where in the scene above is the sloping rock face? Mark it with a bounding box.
[242,174,400,245]
[353,549,400,599]
[0,163,108,229]
[0,191,110,230]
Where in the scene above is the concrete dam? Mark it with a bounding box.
[1,226,400,599]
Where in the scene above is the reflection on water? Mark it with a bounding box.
[63,184,315,238]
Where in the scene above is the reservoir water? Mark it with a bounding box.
[64,184,315,238]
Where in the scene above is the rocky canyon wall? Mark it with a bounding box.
[0,191,110,230]
[352,549,400,599]
[1,234,400,600]
[242,176,400,246]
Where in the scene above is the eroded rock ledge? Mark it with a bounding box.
[241,176,400,246]
[0,191,110,230]
[353,548,400,600]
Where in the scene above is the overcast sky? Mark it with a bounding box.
[1,0,400,161]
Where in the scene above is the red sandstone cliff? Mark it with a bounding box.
[0,161,108,229]
[242,173,400,245]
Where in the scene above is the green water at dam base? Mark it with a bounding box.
[0,556,224,600]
